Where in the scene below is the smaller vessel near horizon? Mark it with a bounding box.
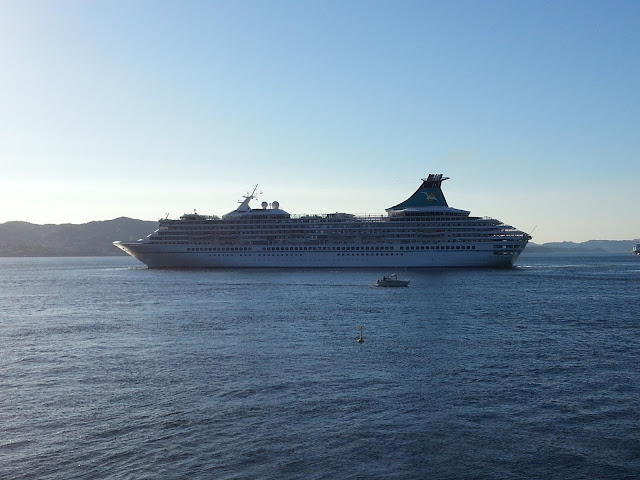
[633,243,640,255]
[376,273,410,287]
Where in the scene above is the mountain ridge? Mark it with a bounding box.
[526,239,639,254]
[0,218,638,256]
[0,217,157,256]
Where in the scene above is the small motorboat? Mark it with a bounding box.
[376,273,410,287]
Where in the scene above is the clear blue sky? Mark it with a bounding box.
[1,0,638,243]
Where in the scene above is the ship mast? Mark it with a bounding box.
[237,185,259,209]
[224,185,259,217]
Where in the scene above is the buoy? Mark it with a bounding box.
[357,325,364,343]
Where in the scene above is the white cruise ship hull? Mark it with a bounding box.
[114,174,531,269]
[114,242,523,269]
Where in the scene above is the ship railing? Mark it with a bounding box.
[291,213,387,222]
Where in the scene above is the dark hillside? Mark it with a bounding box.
[1,217,637,256]
[526,239,639,254]
[0,218,157,256]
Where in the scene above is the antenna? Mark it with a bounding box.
[239,184,259,204]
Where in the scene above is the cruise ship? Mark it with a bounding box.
[114,174,531,268]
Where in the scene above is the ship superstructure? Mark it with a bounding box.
[114,174,531,268]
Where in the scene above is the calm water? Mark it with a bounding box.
[1,254,638,479]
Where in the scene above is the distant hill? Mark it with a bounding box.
[0,218,157,256]
[0,218,637,256]
[525,239,639,254]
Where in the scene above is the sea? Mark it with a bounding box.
[1,253,638,480]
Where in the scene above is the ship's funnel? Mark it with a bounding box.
[386,174,450,211]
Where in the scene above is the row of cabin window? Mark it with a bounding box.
[186,245,479,253]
